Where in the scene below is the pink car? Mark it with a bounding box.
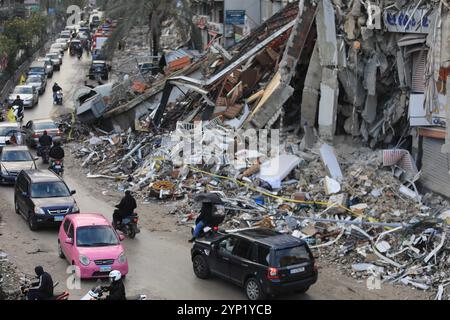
[58,213,128,279]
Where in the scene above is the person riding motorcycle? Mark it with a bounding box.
[101,270,126,300]
[189,203,216,243]
[113,190,137,227]
[26,266,54,300]
[38,130,53,157]
[12,95,24,122]
[49,140,64,160]
[52,83,62,104]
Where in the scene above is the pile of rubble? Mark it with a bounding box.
[0,251,26,300]
[64,117,449,299]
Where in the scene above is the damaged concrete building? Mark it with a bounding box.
[81,0,450,198]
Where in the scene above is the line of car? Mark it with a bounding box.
[1,24,129,281]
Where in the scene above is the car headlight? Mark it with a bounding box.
[72,203,79,213]
[34,207,46,215]
[118,252,127,264]
[79,255,90,266]
[1,167,8,175]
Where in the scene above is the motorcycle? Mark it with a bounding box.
[81,285,147,300]
[21,281,69,300]
[49,158,64,176]
[54,90,63,105]
[12,105,23,124]
[114,213,140,239]
[191,212,225,239]
[39,145,51,164]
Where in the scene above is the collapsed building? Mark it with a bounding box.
[67,0,450,298]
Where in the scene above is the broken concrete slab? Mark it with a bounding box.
[257,154,301,189]
[320,143,343,180]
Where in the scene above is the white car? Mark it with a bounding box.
[55,38,69,50]
[50,43,65,56]
[8,85,39,108]
[0,123,19,147]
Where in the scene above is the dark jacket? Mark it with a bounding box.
[105,280,126,300]
[30,272,54,298]
[196,203,216,225]
[12,98,23,108]
[49,145,64,159]
[116,194,137,217]
[52,84,62,93]
[39,134,53,146]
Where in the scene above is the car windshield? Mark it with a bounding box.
[93,64,105,68]
[1,150,32,162]
[34,122,57,130]
[60,34,70,39]
[47,54,57,59]
[76,226,119,247]
[274,246,311,268]
[14,87,33,94]
[31,181,70,198]
[0,127,18,136]
[26,76,41,83]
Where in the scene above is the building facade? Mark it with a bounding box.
[191,0,292,50]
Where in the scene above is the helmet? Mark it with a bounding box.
[108,270,121,282]
[43,130,48,135]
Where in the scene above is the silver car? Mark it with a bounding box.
[8,85,39,108]
[55,38,69,50]
[45,53,61,70]
[25,74,47,95]
[0,145,37,184]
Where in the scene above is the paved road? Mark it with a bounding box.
[0,47,428,301]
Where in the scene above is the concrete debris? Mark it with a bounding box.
[62,0,450,300]
[0,250,29,300]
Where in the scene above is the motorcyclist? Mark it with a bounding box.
[113,190,136,227]
[49,140,64,160]
[12,95,23,109]
[26,266,54,300]
[189,202,216,243]
[101,270,126,300]
[38,130,53,158]
[52,83,62,104]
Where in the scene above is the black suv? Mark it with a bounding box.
[14,170,80,231]
[191,228,318,300]
[88,60,109,80]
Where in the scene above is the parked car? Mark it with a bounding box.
[23,119,61,148]
[27,61,47,80]
[45,53,62,70]
[55,38,69,50]
[50,43,65,56]
[191,228,318,300]
[14,170,79,230]
[58,213,128,279]
[0,123,19,147]
[8,85,39,108]
[49,49,63,64]
[0,146,37,184]
[25,74,47,95]
[88,60,109,80]
[60,31,72,40]
[35,58,54,78]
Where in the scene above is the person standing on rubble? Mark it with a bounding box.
[113,190,137,227]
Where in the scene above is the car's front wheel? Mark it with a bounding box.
[14,199,20,215]
[28,214,38,231]
[245,278,265,300]
[192,255,210,279]
[58,241,65,259]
